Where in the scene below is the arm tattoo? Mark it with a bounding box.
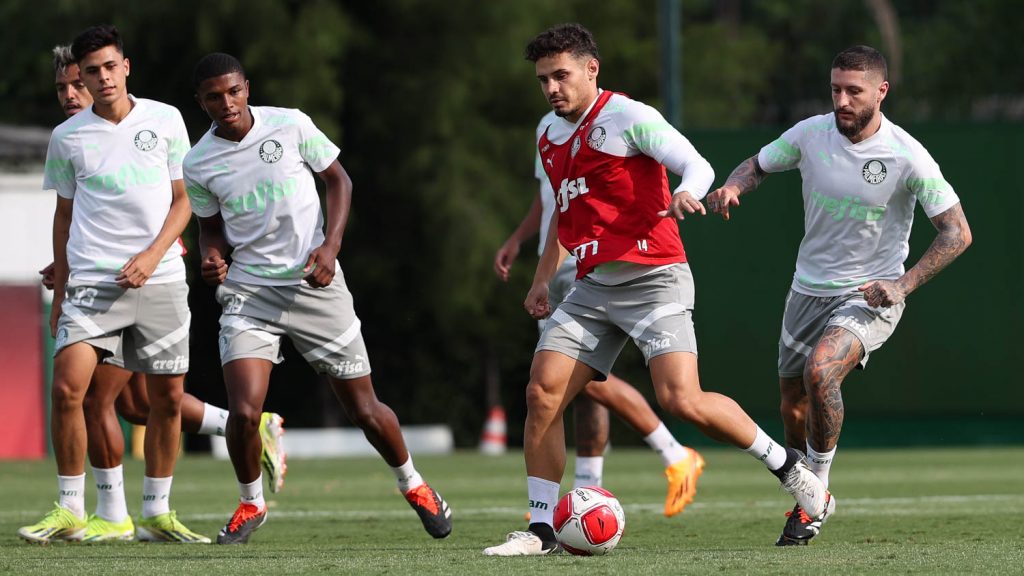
[724,155,767,195]
[899,203,972,295]
[805,327,863,451]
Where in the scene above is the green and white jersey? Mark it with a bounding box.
[42,96,190,284]
[758,112,960,297]
[184,106,340,286]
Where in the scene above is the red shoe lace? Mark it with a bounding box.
[785,507,813,523]
[227,503,264,532]
[404,485,439,515]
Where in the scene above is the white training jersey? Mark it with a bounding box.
[42,95,189,284]
[534,110,564,257]
[184,106,340,286]
[758,112,960,297]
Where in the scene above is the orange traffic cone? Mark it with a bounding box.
[479,406,507,455]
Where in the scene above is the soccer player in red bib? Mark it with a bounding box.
[484,23,831,556]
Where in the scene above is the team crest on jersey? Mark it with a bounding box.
[586,126,606,150]
[862,159,887,184]
[134,130,158,151]
[570,135,581,158]
[259,139,284,163]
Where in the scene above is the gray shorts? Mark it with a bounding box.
[778,289,905,377]
[55,280,190,375]
[537,264,698,378]
[215,271,371,380]
[537,262,578,333]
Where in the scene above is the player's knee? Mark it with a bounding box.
[525,379,560,415]
[51,377,85,411]
[660,393,703,425]
[345,402,382,430]
[227,407,261,432]
[146,386,183,417]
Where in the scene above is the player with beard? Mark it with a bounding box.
[483,23,832,556]
[706,45,972,545]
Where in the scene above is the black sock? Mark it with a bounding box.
[528,522,556,543]
[770,448,801,481]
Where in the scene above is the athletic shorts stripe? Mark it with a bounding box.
[548,308,600,351]
[137,317,191,359]
[306,319,362,362]
[628,303,687,340]
[61,302,106,337]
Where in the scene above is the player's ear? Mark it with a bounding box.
[124,57,130,77]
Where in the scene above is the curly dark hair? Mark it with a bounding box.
[71,24,123,62]
[524,23,600,63]
[832,45,888,81]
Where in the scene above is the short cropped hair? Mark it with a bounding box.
[525,23,600,63]
[71,24,124,62]
[192,52,246,89]
[832,45,888,81]
[52,45,75,74]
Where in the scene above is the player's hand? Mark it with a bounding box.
[658,191,706,220]
[524,282,552,319]
[706,185,741,221]
[39,262,55,291]
[858,279,906,308]
[117,249,161,288]
[493,238,521,282]
[201,255,229,286]
[303,244,338,288]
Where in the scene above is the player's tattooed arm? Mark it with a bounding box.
[723,155,768,195]
[706,155,767,220]
[860,203,972,307]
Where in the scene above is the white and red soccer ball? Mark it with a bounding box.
[553,486,626,555]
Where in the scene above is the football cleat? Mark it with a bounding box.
[216,502,267,545]
[664,447,706,517]
[404,484,452,539]
[16,503,87,544]
[259,412,287,494]
[779,451,829,518]
[776,492,836,546]
[135,511,211,543]
[83,514,135,542]
[483,530,561,556]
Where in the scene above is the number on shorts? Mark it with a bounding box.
[70,286,98,307]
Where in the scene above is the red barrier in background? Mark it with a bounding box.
[0,285,46,459]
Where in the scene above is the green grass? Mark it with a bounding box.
[2,447,1023,574]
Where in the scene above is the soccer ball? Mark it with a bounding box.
[553,486,626,555]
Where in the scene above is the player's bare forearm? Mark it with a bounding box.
[723,155,767,195]
[51,197,73,298]
[197,214,230,260]
[531,210,565,287]
[510,194,543,245]
[896,203,972,296]
[318,160,352,255]
[146,179,192,259]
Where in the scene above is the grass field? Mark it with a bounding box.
[2,446,1022,574]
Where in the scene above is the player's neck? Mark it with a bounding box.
[93,95,134,124]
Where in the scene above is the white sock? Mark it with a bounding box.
[806,443,836,488]
[239,475,265,509]
[92,465,128,522]
[57,473,87,519]
[526,476,560,528]
[744,426,788,471]
[643,422,689,467]
[141,476,172,519]
[198,403,229,436]
[573,456,604,488]
[392,456,424,493]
